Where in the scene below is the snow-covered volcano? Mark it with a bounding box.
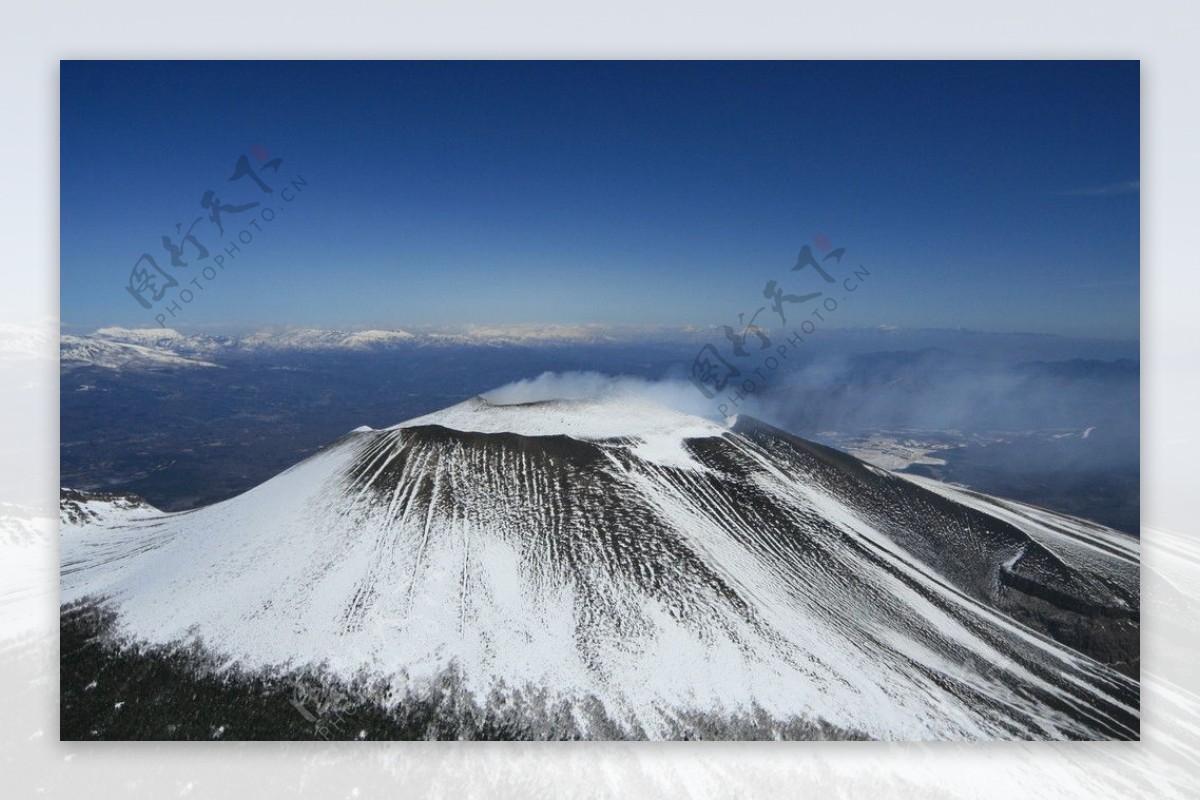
[60,395,1139,740]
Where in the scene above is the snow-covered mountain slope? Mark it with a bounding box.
[60,396,1139,740]
[59,488,160,530]
[896,473,1139,598]
[60,334,220,371]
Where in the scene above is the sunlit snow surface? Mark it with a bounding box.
[61,396,1139,740]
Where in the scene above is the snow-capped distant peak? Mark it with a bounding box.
[239,328,417,351]
[60,335,220,371]
[341,329,416,346]
[93,326,187,343]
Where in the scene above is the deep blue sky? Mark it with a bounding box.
[61,60,1139,337]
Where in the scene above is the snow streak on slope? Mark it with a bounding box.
[61,397,1139,740]
[897,472,1138,578]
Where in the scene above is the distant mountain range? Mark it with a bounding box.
[58,324,1141,372]
[60,325,712,369]
[60,334,222,371]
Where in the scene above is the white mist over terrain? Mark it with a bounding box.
[482,371,725,420]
